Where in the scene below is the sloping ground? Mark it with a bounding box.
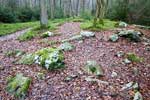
[0,22,150,100]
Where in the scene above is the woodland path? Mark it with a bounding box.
[0,28,31,42]
[0,22,150,100]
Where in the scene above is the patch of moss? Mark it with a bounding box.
[5,49,25,57]
[18,30,36,41]
[17,54,35,65]
[34,48,64,70]
[80,19,117,31]
[127,53,143,62]
[6,73,31,99]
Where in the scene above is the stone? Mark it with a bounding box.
[118,22,128,28]
[132,67,139,76]
[0,65,4,70]
[64,74,78,82]
[85,77,109,85]
[124,58,131,64]
[6,73,31,99]
[133,82,139,91]
[34,48,64,70]
[121,81,134,91]
[61,35,83,43]
[42,31,54,38]
[146,46,150,51]
[111,71,118,77]
[80,31,95,37]
[84,60,104,76]
[118,30,142,42]
[37,72,45,80]
[115,51,124,57]
[109,34,119,42]
[133,91,143,100]
[58,42,75,51]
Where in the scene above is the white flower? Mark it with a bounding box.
[45,64,49,69]
[45,59,52,64]
[34,55,39,60]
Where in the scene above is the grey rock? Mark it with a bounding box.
[121,81,134,91]
[84,60,104,76]
[115,51,124,57]
[80,31,95,37]
[133,91,143,100]
[58,42,75,51]
[111,71,118,77]
[109,34,119,42]
[124,58,131,64]
[118,22,128,28]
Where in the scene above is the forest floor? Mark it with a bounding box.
[0,22,150,100]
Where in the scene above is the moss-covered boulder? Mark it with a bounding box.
[6,73,31,99]
[118,30,142,42]
[84,60,104,76]
[109,34,119,42]
[34,48,64,70]
[58,42,75,51]
[118,21,128,28]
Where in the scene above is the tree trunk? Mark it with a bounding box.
[40,0,48,28]
[50,0,54,19]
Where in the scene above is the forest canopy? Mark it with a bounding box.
[0,0,150,25]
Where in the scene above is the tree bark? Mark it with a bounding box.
[40,0,48,28]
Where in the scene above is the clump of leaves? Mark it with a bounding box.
[17,54,35,65]
[127,53,143,62]
[18,30,36,41]
[6,73,31,99]
[34,48,65,70]
[5,49,25,57]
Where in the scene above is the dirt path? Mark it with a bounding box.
[0,28,31,42]
[0,22,150,100]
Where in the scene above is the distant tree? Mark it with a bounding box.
[40,0,48,28]
[93,0,108,27]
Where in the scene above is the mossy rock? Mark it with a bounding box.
[109,34,119,42]
[17,54,35,65]
[6,73,31,99]
[58,42,75,51]
[118,21,128,28]
[61,35,83,43]
[84,60,104,76]
[118,30,142,42]
[127,53,143,62]
[34,48,64,70]
[41,31,54,38]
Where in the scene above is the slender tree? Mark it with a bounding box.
[93,0,108,27]
[40,0,48,28]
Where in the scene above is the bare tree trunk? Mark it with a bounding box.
[93,0,107,27]
[40,0,48,28]
[50,0,54,19]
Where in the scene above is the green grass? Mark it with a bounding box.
[80,19,117,31]
[0,21,38,36]
[17,19,68,41]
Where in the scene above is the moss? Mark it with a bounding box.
[34,48,64,70]
[18,30,36,41]
[6,73,31,99]
[17,54,35,65]
[5,49,25,57]
[127,53,143,62]
[80,19,117,31]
